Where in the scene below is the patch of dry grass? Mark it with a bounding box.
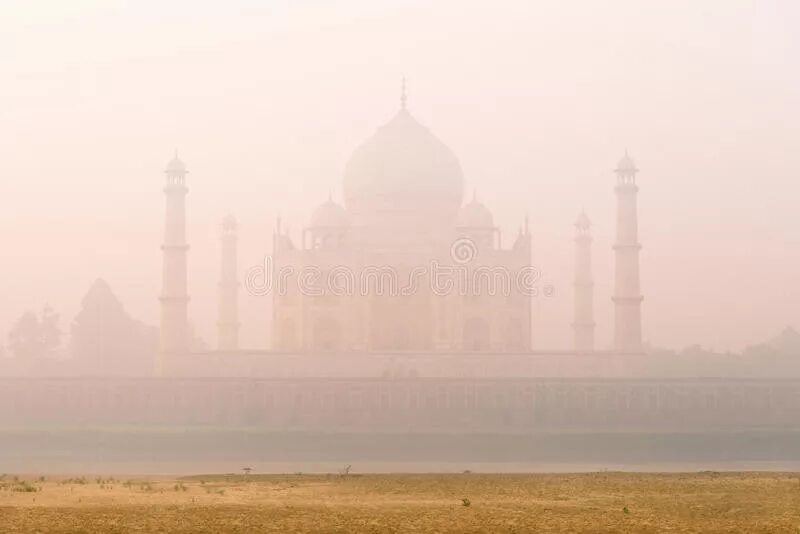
[1,472,799,532]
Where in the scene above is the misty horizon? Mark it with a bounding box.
[1,0,799,354]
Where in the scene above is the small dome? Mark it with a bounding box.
[575,210,591,229]
[457,193,494,228]
[310,197,348,228]
[166,153,187,175]
[222,213,237,233]
[616,151,637,173]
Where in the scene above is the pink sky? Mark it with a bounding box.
[0,0,798,352]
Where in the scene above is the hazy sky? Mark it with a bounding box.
[0,0,798,352]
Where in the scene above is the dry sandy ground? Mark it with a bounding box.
[1,472,800,532]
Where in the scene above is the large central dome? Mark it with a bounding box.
[342,108,464,218]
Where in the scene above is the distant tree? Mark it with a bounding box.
[8,311,40,359]
[70,279,157,375]
[7,306,62,359]
[40,306,61,350]
[744,326,800,358]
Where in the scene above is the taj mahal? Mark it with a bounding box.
[159,88,644,376]
[4,88,795,439]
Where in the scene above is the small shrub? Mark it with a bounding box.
[462,497,471,507]
[13,480,38,493]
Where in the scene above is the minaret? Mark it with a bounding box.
[158,152,190,375]
[217,214,240,350]
[573,211,595,353]
[612,151,644,353]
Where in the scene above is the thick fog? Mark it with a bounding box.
[0,0,798,353]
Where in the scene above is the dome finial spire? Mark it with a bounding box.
[400,76,407,110]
